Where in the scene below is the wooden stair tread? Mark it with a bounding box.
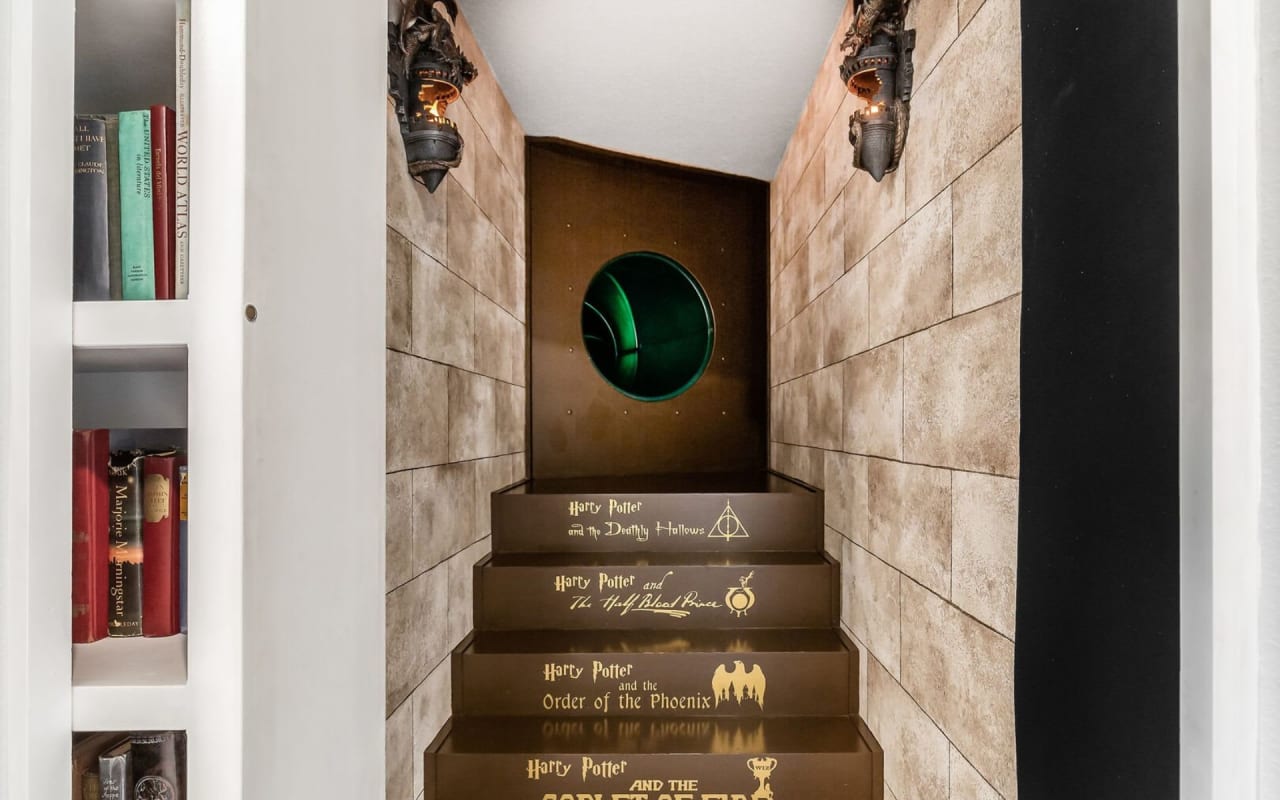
[486,551,830,567]
[465,628,849,654]
[509,471,815,496]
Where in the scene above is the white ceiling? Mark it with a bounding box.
[458,0,847,181]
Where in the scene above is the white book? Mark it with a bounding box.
[175,0,192,299]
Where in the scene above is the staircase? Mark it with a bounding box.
[424,472,884,800]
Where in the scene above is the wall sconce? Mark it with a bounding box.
[839,0,916,182]
[389,0,478,192]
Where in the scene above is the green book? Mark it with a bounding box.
[118,109,155,301]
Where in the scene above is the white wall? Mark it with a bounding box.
[239,0,387,796]
[1259,0,1280,793]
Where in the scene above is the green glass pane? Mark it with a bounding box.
[580,252,714,402]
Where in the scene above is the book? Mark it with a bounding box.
[131,732,184,799]
[107,451,144,637]
[73,732,124,800]
[179,464,189,633]
[73,116,110,300]
[118,109,155,301]
[97,740,131,800]
[150,105,177,300]
[72,429,110,643]
[142,451,184,637]
[176,0,191,299]
[102,114,123,300]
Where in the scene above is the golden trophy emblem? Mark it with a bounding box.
[747,756,778,800]
[725,570,757,618]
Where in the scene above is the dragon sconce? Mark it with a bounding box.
[839,0,917,181]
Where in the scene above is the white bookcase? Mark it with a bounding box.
[2,0,386,797]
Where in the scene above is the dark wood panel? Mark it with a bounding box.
[527,139,769,479]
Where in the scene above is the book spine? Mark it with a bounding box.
[142,453,183,636]
[81,771,102,800]
[118,109,155,301]
[73,116,110,301]
[179,464,188,633]
[130,732,183,799]
[72,429,110,643]
[175,0,191,299]
[103,115,123,300]
[97,749,131,800]
[150,105,176,300]
[107,453,144,637]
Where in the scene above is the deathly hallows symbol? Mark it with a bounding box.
[712,660,766,710]
[709,500,750,541]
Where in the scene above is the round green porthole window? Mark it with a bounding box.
[580,252,715,402]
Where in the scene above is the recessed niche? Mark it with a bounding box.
[580,252,715,402]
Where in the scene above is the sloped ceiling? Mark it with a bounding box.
[458,0,847,181]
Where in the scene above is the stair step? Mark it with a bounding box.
[475,553,838,631]
[425,716,883,800]
[493,471,823,554]
[456,629,858,718]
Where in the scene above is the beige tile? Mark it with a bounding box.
[411,661,452,798]
[843,342,904,459]
[473,293,514,383]
[823,92,859,207]
[801,366,843,450]
[474,456,514,538]
[509,252,528,324]
[783,155,826,263]
[824,525,846,562]
[448,369,498,461]
[903,296,1020,475]
[477,152,523,256]
[448,98,480,202]
[769,215,786,280]
[951,745,1004,800]
[386,351,449,472]
[495,382,526,454]
[773,443,825,488]
[953,128,1022,314]
[868,459,951,596]
[908,0,960,85]
[445,181,496,291]
[447,536,491,648]
[844,166,907,269]
[385,567,446,713]
[386,471,413,591]
[387,106,447,262]
[820,258,870,366]
[793,304,823,378]
[904,0,1021,213]
[386,699,413,800]
[867,659,949,800]
[776,241,811,329]
[869,189,953,345]
[843,540,902,679]
[901,580,1017,798]
[412,249,474,369]
[853,631,870,719]
[960,0,988,29]
[807,194,845,304]
[387,228,413,352]
[824,450,870,546]
[412,462,476,572]
[953,472,1018,639]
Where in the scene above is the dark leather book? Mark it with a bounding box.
[100,114,123,300]
[73,732,125,800]
[107,451,145,637]
[73,116,110,300]
[142,452,185,637]
[97,740,131,800]
[72,429,110,643]
[131,731,184,799]
[150,105,177,300]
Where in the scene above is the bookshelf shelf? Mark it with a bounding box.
[72,684,190,733]
[73,300,190,372]
[72,634,188,687]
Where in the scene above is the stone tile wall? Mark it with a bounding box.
[383,13,527,800]
[770,1,1021,798]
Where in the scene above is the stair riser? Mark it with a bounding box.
[493,491,823,553]
[456,650,854,717]
[475,561,838,631]
[426,751,879,800]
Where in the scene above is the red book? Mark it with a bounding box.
[72,430,110,643]
[141,452,184,636]
[150,105,177,300]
